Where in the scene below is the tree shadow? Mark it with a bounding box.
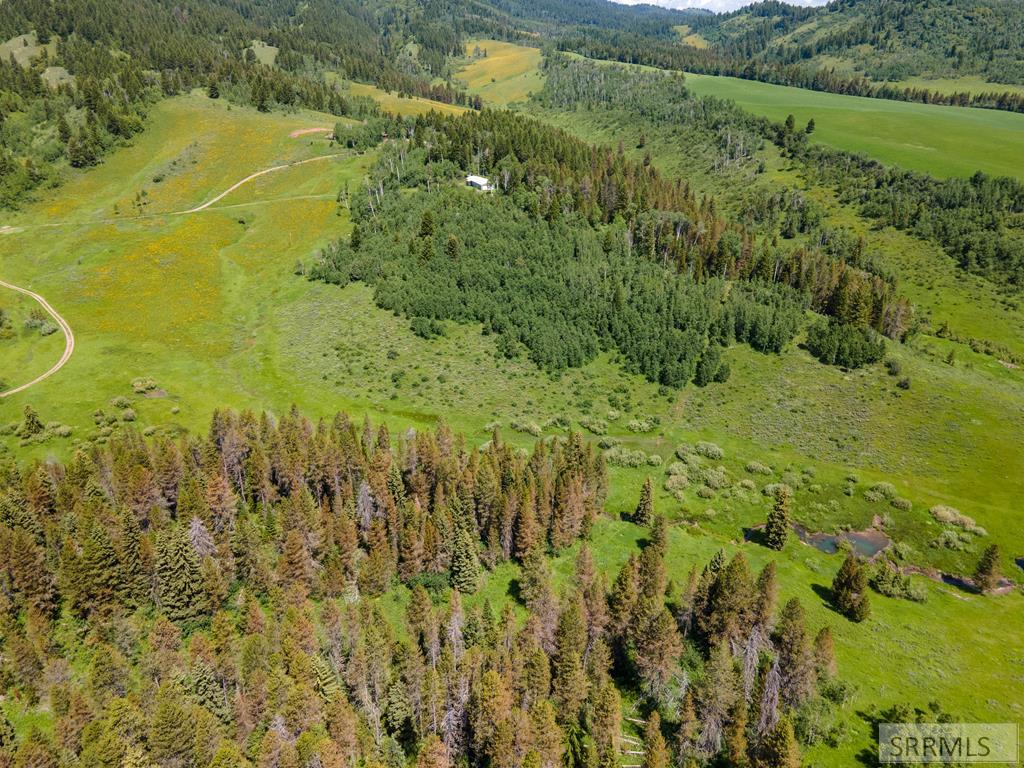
[742,526,769,548]
[810,583,842,616]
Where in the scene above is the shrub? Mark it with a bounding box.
[111,396,131,409]
[696,485,715,499]
[38,321,58,336]
[890,497,912,512]
[674,444,691,459]
[626,416,656,433]
[780,471,804,489]
[646,453,663,467]
[931,530,971,551]
[410,316,446,339]
[604,446,650,468]
[929,505,978,532]
[762,482,793,498]
[737,478,756,492]
[579,417,607,435]
[885,358,902,376]
[121,408,137,422]
[869,562,927,602]
[666,462,688,476]
[597,437,619,449]
[510,420,542,437]
[132,377,158,393]
[605,409,620,422]
[745,460,773,475]
[698,466,729,490]
[897,377,911,390]
[664,474,689,492]
[694,441,724,460]
[866,482,897,501]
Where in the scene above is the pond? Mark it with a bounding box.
[793,524,891,558]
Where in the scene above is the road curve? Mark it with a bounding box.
[0,278,75,399]
[0,152,344,398]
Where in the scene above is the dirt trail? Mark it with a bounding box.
[0,151,344,398]
[0,278,75,399]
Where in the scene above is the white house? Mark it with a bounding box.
[465,174,493,191]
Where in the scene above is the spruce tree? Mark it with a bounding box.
[148,683,195,766]
[642,711,669,768]
[973,544,1001,593]
[634,476,654,526]
[764,488,791,550]
[756,715,800,768]
[831,552,870,621]
[156,525,209,625]
[450,523,481,594]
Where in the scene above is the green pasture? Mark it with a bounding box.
[682,71,1024,179]
[457,39,545,106]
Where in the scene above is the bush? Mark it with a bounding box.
[763,482,793,498]
[664,474,689,492]
[931,530,972,551]
[929,505,979,532]
[646,453,663,467]
[111,396,132,409]
[694,441,724,460]
[121,408,137,422]
[674,444,691,460]
[806,320,885,369]
[666,462,688,477]
[890,497,912,512]
[866,482,897,501]
[745,460,773,475]
[132,377,158,393]
[697,466,729,490]
[510,420,542,437]
[869,562,927,602]
[626,416,657,433]
[604,446,650,468]
[696,485,716,499]
[579,417,607,435]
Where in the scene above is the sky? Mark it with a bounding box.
[611,0,828,11]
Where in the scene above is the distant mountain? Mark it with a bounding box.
[691,0,1024,84]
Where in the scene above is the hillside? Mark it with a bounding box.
[696,0,1024,85]
[1,3,1023,768]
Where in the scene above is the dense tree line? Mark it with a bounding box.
[696,0,1024,86]
[313,109,814,386]
[535,56,914,337]
[555,24,1024,116]
[0,408,848,768]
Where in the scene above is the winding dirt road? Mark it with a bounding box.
[0,278,75,399]
[0,151,344,398]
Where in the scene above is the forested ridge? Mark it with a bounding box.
[696,0,1024,86]
[537,54,1024,293]
[0,407,853,768]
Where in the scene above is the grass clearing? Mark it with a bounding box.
[457,39,545,106]
[345,81,467,116]
[249,39,278,66]
[683,71,1024,179]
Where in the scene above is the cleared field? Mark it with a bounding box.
[347,81,467,116]
[683,71,1024,179]
[673,24,709,49]
[458,39,545,106]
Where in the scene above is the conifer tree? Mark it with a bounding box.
[814,626,837,680]
[156,525,209,625]
[831,552,870,621]
[634,476,654,526]
[450,522,481,594]
[755,715,800,768]
[641,711,669,768]
[774,598,816,707]
[974,544,1001,593]
[81,524,126,616]
[724,698,751,768]
[148,682,195,766]
[764,488,791,550]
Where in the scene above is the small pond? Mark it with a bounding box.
[793,524,891,558]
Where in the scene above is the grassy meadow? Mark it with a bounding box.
[456,39,545,106]
[1,87,1022,765]
[682,71,1024,179]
